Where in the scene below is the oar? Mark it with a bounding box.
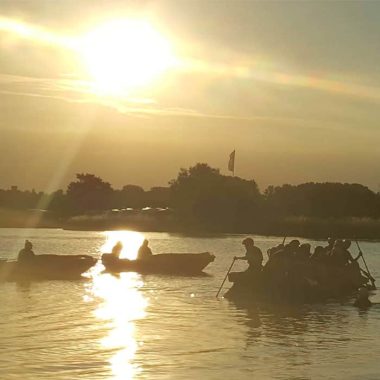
[282,236,287,245]
[360,267,374,281]
[355,239,376,289]
[216,257,236,298]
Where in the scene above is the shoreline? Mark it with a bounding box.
[2,209,380,240]
[1,223,380,242]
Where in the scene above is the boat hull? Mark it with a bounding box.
[224,265,372,304]
[0,254,97,281]
[102,252,215,275]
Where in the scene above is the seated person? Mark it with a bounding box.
[324,237,336,255]
[294,243,311,261]
[267,243,284,259]
[310,246,327,263]
[137,239,153,260]
[342,239,362,264]
[111,241,123,259]
[330,239,361,266]
[18,240,35,262]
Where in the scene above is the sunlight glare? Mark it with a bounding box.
[90,272,147,379]
[101,230,145,260]
[80,19,177,96]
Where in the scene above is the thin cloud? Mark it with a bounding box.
[0,16,75,48]
[179,58,380,103]
[2,16,380,105]
[0,73,345,131]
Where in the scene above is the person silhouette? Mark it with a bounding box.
[111,241,123,259]
[235,237,263,272]
[17,240,35,262]
[137,239,153,260]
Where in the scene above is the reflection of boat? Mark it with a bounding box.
[101,252,215,275]
[0,254,97,281]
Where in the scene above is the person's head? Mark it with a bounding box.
[242,237,254,247]
[342,239,351,249]
[142,239,149,246]
[299,243,311,256]
[25,240,32,250]
[287,240,300,250]
[327,237,336,247]
[112,241,123,253]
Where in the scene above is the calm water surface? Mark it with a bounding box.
[0,228,379,380]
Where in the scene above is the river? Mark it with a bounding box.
[0,228,379,379]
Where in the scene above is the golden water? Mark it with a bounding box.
[0,229,379,379]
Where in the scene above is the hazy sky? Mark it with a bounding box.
[1,1,380,192]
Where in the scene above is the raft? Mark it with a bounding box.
[224,263,373,304]
[0,254,97,281]
[101,252,215,275]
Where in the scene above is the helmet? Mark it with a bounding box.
[300,243,311,253]
[242,237,254,246]
[288,240,300,248]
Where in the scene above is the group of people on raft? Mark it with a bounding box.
[229,237,374,306]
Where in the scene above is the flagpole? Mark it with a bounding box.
[233,149,235,177]
[228,149,235,177]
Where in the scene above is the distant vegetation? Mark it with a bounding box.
[1,163,380,238]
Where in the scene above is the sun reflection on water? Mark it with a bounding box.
[101,230,145,260]
[89,269,148,379]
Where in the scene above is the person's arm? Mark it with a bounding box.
[351,251,362,262]
[234,255,247,260]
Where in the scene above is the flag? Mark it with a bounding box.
[228,150,235,173]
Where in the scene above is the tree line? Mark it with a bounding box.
[1,163,380,233]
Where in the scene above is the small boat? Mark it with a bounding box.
[101,252,215,275]
[0,254,97,281]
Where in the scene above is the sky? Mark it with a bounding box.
[0,1,380,193]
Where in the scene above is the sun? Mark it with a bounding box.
[79,19,176,96]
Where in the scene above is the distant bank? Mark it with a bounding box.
[1,208,380,240]
[2,166,380,240]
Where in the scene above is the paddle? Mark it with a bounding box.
[360,267,375,283]
[282,236,287,245]
[216,257,236,298]
[355,239,376,289]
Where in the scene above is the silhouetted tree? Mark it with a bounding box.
[48,190,69,215]
[264,182,380,218]
[146,187,171,207]
[169,163,262,230]
[112,184,145,209]
[0,187,42,210]
[66,173,113,214]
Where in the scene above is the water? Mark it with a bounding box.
[0,228,379,380]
